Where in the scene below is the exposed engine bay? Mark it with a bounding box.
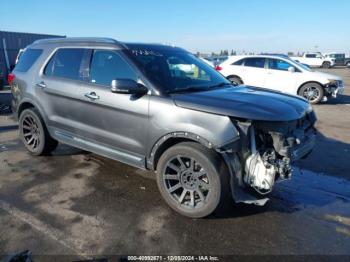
[230,110,317,198]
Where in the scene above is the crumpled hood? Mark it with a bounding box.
[172,86,311,121]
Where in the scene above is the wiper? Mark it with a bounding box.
[168,82,232,94]
[208,82,233,89]
[168,86,211,94]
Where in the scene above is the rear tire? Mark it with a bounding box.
[19,108,58,155]
[298,83,324,104]
[156,142,231,218]
[228,76,243,86]
[346,61,350,68]
[322,61,331,68]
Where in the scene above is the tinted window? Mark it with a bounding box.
[125,48,230,93]
[244,58,265,68]
[232,59,244,66]
[44,48,85,80]
[167,56,210,80]
[268,59,292,71]
[90,50,137,86]
[305,54,316,58]
[15,49,43,72]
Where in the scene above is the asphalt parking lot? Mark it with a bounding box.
[0,68,350,260]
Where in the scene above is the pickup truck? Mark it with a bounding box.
[291,52,334,68]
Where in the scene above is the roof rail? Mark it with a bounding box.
[33,37,119,45]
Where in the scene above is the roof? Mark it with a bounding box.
[31,37,187,52]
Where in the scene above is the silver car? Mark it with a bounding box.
[10,38,316,218]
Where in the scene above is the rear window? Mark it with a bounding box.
[44,48,86,80]
[15,49,43,72]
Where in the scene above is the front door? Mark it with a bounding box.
[77,49,150,167]
[264,58,297,95]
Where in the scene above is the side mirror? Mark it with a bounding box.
[111,79,148,95]
[288,66,295,73]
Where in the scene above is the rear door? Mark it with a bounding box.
[240,57,267,87]
[264,58,298,94]
[38,48,91,135]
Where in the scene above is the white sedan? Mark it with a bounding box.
[217,55,344,104]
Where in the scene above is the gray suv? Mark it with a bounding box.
[10,38,317,218]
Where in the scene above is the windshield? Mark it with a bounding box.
[125,48,231,93]
[285,57,312,72]
[294,61,312,71]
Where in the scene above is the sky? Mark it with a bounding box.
[1,0,349,54]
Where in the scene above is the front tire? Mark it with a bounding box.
[298,83,324,104]
[19,108,58,155]
[156,142,231,218]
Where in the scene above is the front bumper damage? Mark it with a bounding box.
[219,111,317,205]
[324,80,344,99]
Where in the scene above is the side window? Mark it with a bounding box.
[232,59,244,66]
[305,54,316,58]
[90,50,137,86]
[44,48,86,80]
[15,49,43,72]
[268,59,293,71]
[244,58,265,68]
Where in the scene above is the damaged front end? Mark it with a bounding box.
[221,110,317,205]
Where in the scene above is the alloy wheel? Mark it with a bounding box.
[303,86,320,103]
[163,155,211,209]
[21,114,41,151]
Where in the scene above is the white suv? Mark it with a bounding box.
[217,55,344,104]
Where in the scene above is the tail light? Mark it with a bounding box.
[215,65,223,71]
[8,73,15,85]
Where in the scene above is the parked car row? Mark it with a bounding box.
[290,52,350,68]
[205,52,350,69]
[215,54,344,104]
[10,38,318,218]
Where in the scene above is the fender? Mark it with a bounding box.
[147,131,213,170]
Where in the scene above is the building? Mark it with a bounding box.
[0,31,65,88]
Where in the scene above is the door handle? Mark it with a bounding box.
[84,92,100,100]
[36,81,46,88]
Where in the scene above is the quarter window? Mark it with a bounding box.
[243,58,266,68]
[15,49,43,72]
[44,48,86,80]
[90,50,137,86]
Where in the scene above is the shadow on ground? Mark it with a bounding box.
[325,94,350,105]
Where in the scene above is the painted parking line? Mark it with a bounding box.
[0,199,90,258]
